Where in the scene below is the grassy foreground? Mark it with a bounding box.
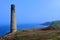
[0,29,60,40]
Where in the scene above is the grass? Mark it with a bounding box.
[0,30,60,40]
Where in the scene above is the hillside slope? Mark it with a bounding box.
[0,30,60,40]
[40,21,60,30]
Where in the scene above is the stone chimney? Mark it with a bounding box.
[10,4,16,33]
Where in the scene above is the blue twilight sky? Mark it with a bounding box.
[0,0,60,25]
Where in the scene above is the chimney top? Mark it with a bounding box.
[11,4,15,10]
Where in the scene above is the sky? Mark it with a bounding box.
[0,0,60,25]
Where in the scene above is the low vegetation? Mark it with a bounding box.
[0,30,60,40]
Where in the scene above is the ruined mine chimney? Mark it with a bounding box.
[10,4,17,33]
